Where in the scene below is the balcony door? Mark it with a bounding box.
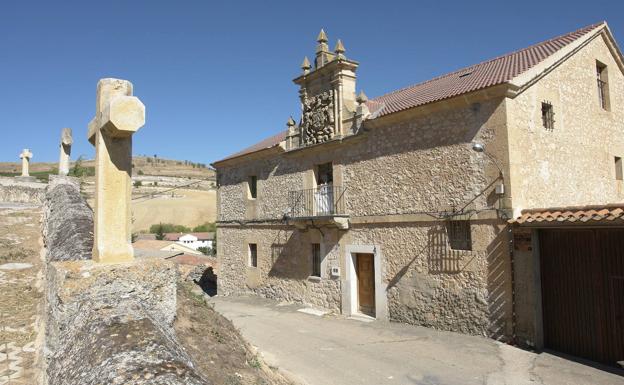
[315,163,334,215]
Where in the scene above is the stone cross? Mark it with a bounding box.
[58,128,73,176]
[88,78,145,263]
[19,149,33,177]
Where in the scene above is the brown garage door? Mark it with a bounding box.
[540,229,624,366]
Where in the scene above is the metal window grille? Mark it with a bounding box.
[541,102,555,130]
[311,243,321,277]
[447,220,472,251]
[597,64,608,110]
[616,157,623,181]
[248,176,257,198]
[249,243,258,267]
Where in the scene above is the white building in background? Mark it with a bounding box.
[165,232,214,251]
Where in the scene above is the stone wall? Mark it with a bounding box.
[218,226,342,312]
[347,221,511,338]
[0,177,46,203]
[42,176,93,261]
[507,33,624,214]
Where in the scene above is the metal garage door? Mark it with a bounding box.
[540,229,624,366]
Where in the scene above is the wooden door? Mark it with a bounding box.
[540,229,624,366]
[356,253,375,316]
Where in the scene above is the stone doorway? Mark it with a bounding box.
[342,245,388,320]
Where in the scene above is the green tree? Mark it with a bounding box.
[197,246,211,256]
[133,180,142,187]
[192,222,216,232]
[154,223,166,240]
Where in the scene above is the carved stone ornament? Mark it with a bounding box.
[301,91,335,145]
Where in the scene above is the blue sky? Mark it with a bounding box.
[0,0,622,164]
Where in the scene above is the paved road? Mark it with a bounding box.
[210,295,624,385]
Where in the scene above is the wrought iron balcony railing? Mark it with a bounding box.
[287,185,346,218]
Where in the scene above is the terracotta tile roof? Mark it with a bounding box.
[369,22,603,117]
[215,22,604,164]
[216,130,288,163]
[510,205,624,225]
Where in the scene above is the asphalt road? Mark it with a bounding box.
[209,295,624,385]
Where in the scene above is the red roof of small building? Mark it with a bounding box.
[215,22,605,164]
[510,205,624,225]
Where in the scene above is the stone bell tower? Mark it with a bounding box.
[289,29,360,150]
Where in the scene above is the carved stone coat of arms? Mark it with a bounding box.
[301,91,335,145]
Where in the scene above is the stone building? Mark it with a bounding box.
[213,23,624,365]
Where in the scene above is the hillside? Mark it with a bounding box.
[0,156,215,180]
[2,156,218,232]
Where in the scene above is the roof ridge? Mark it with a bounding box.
[371,21,605,102]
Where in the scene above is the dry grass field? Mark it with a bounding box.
[131,188,217,232]
[1,157,218,233]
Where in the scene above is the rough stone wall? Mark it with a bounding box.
[44,260,209,385]
[0,177,46,203]
[343,99,508,217]
[347,221,511,338]
[42,176,93,261]
[218,156,304,221]
[218,226,342,311]
[507,33,624,213]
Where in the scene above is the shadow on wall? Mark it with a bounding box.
[486,226,512,341]
[428,225,462,274]
[267,228,310,280]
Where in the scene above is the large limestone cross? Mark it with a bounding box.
[58,128,73,176]
[19,149,32,177]
[88,78,145,263]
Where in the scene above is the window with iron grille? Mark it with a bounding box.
[616,156,623,181]
[541,102,555,130]
[248,243,258,267]
[447,220,472,251]
[248,176,257,199]
[597,61,609,110]
[311,243,321,277]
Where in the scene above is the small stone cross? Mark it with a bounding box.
[88,78,145,263]
[58,128,73,176]
[19,149,33,177]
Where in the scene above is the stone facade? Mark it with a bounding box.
[214,24,624,342]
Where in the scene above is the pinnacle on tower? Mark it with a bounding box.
[334,39,345,54]
[356,90,368,104]
[301,56,311,74]
[287,116,296,127]
[317,29,328,43]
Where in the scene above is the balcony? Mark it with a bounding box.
[287,185,349,229]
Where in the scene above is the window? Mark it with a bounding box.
[248,243,258,267]
[541,102,555,130]
[616,157,623,181]
[597,61,610,110]
[248,176,257,199]
[311,243,321,277]
[447,220,472,251]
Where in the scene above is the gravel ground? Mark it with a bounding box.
[0,204,43,385]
